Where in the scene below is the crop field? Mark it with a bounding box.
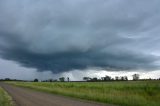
[7,81,160,106]
[0,87,13,106]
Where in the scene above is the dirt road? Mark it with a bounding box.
[0,83,116,106]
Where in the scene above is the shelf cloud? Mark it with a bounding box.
[0,0,160,73]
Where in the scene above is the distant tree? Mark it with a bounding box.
[120,76,128,81]
[120,76,125,81]
[115,76,119,81]
[5,78,10,81]
[59,77,65,82]
[132,74,140,80]
[91,77,98,81]
[67,77,70,82]
[124,76,128,81]
[83,77,91,81]
[48,79,53,82]
[101,75,111,81]
[34,78,39,82]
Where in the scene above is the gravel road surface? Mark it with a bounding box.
[0,83,116,106]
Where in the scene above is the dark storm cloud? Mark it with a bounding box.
[0,0,160,73]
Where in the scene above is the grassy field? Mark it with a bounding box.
[0,87,13,106]
[7,81,160,106]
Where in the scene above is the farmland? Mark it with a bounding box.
[0,87,13,106]
[7,81,160,106]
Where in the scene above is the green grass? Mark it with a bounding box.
[0,87,14,106]
[7,81,160,106]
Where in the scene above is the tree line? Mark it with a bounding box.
[83,74,159,82]
[1,74,160,82]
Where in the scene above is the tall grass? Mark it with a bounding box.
[8,81,160,106]
[0,87,13,106]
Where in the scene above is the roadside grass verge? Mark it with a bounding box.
[7,81,160,106]
[0,87,14,106]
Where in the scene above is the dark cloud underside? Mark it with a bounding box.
[0,0,160,73]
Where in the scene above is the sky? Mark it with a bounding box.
[0,0,160,81]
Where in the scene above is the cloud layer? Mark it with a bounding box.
[0,0,160,73]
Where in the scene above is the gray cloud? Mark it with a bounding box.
[0,0,160,73]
